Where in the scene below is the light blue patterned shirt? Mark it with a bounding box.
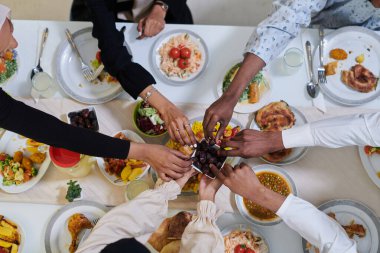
[245,0,380,64]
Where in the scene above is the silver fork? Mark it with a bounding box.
[317,26,326,84]
[78,217,100,246]
[65,29,96,82]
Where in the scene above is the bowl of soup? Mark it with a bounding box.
[235,164,297,226]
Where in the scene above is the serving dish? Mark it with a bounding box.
[133,100,167,138]
[312,26,380,106]
[250,105,308,165]
[96,129,150,186]
[235,164,297,226]
[56,27,128,104]
[44,200,109,253]
[151,29,208,85]
[0,214,25,253]
[358,146,380,189]
[66,106,99,132]
[0,131,51,193]
[302,199,380,253]
[217,60,271,114]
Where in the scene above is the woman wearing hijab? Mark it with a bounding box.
[0,4,192,180]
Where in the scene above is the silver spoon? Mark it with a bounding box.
[31,28,49,80]
[305,41,320,98]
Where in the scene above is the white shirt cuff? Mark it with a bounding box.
[282,124,314,148]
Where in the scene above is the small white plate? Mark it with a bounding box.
[250,105,309,165]
[222,223,269,253]
[358,146,380,189]
[151,29,209,85]
[235,164,297,226]
[0,131,51,194]
[44,200,109,253]
[56,27,126,104]
[96,130,150,186]
[302,199,380,253]
[217,60,272,114]
[313,26,380,106]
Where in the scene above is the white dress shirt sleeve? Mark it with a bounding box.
[76,180,181,253]
[282,112,380,148]
[244,0,326,64]
[277,194,357,253]
[180,200,224,253]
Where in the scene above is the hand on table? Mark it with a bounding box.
[203,95,235,141]
[218,129,284,158]
[199,174,223,202]
[137,5,166,39]
[161,105,197,146]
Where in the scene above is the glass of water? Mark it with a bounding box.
[31,72,57,100]
[283,47,304,75]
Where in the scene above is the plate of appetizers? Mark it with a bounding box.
[56,27,130,104]
[151,29,208,85]
[96,130,150,186]
[44,200,109,253]
[250,101,308,165]
[302,199,380,253]
[0,130,50,193]
[358,145,380,189]
[313,26,380,106]
[217,60,271,114]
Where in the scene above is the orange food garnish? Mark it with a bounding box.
[329,48,348,60]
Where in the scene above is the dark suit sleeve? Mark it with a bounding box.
[0,89,130,159]
[86,0,155,99]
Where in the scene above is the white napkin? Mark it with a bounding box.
[312,92,326,113]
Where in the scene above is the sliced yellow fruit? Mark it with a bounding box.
[0,239,12,248]
[0,226,13,237]
[120,165,132,181]
[11,243,18,253]
[128,168,143,181]
[355,54,365,64]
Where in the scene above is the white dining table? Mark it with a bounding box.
[0,20,379,253]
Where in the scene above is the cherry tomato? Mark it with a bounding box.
[234,244,247,253]
[169,47,180,59]
[364,145,372,155]
[180,47,191,59]
[177,58,189,69]
[245,249,256,253]
[96,51,102,63]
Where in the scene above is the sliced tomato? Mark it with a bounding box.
[0,153,6,161]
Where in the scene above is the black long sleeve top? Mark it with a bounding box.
[0,89,130,159]
[86,0,155,99]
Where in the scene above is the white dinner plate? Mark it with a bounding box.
[217,60,272,114]
[55,27,126,104]
[0,49,19,86]
[96,130,150,186]
[358,146,380,189]
[250,105,309,165]
[313,26,380,106]
[0,131,51,194]
[0,215,25,253]
[302,199,380,253]
[151,29,209,85]
[44,200,109,253]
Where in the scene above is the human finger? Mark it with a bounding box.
[221,163,234,177]
[165,169,183,180]
[171,122,185,146]
[210,164,225,181]
[204,115,219,141]
[170,149,191,161]
[177,120,192,146]
[220,140,241,149]
[158,172,171,182]
[184,123,197,145]
[215,122,227,141]
[218,148,242,157]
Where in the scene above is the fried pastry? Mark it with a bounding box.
[255,101,296,132]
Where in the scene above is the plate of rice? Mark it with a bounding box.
[151,29,208,85]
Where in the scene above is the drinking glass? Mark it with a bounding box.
[283,47,304,75]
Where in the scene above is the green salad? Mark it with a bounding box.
[222,62,265,103]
